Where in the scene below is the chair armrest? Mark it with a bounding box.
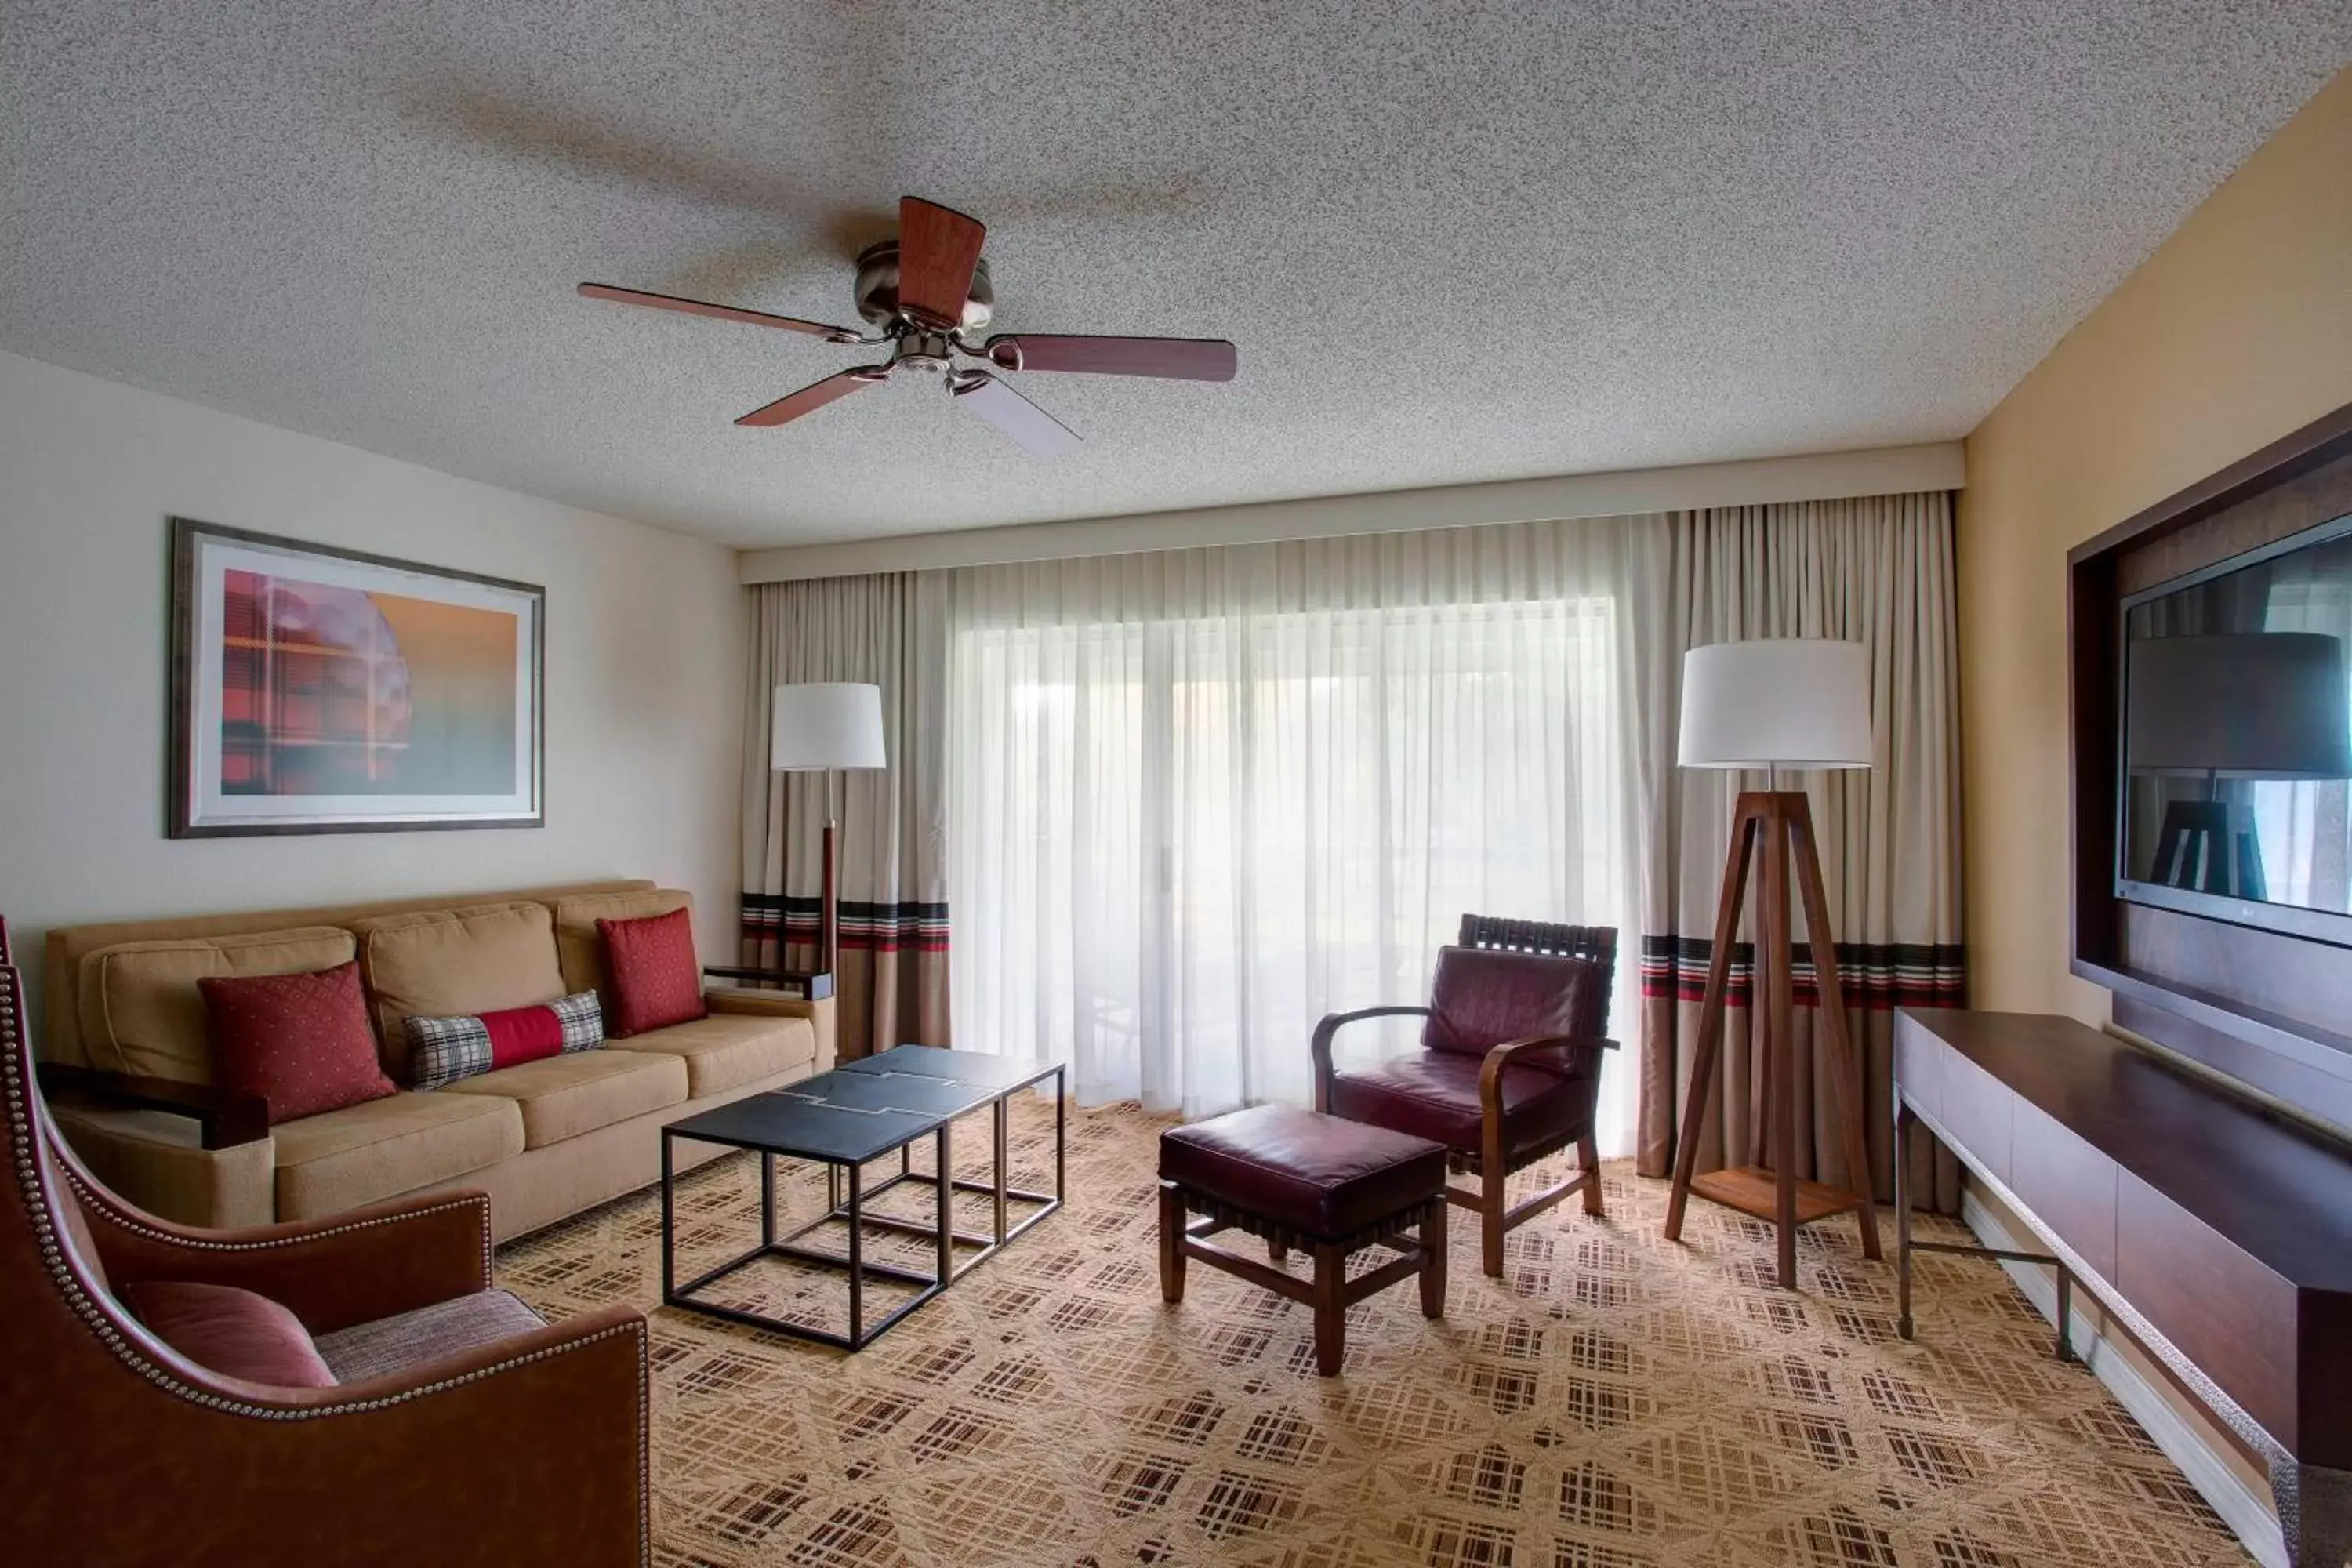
[1477,1034,1616,1107]
[107,1305,649,1566]
[703,964,833,1000]
[72,1178,493,1334]
[38,1062,267,1150]
[1308,1006,1433,1112]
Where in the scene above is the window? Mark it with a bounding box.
[949,591,1634,1148]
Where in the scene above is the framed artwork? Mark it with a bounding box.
[169,517,545,837]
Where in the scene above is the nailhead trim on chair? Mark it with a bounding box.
[66,1173,495,1290]
[1,967,651,1564]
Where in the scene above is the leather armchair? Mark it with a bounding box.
[0,951,650,1567]
[1313,916,1617,1277]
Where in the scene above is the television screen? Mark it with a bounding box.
[2121,511,2352,929]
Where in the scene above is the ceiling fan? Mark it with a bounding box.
[579,195,1237,457]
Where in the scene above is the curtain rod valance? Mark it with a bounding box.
[738,441,1964,583]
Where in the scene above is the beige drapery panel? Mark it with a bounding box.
[1634,492,1965,1210]
[740,574,951,1059]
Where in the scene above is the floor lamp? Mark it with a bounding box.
[1662,639,1882,1289]
[770,682,888,983]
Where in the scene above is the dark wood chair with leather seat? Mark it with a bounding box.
[1312,915,1617,1277]
[0,929,651,1567]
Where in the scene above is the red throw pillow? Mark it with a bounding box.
[199,961,397,1123]
[597,907,706,1036]
[121,1280,337,1388]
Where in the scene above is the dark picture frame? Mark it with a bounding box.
[168,517,546,837]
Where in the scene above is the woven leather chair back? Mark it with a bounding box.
[1455,913,1617,1021]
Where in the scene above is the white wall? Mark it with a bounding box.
[0,350,745,1025]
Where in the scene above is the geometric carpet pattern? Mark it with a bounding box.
[497,1098,2252,1567]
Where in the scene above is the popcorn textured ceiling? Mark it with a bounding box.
[2,2,2344,546]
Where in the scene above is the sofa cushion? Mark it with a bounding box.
[200,961,397,1123]
[406,991,605,1091]
[607,1010,817,1098]
[272,1091,524,1220]
[121,1280,336,1388]
[351,902,566,1083]
[441,1049,687,1148]
[551,888,693,1006]
[81,927,358,1082]
[598,907,706,1036]
[314,1289,546,1385]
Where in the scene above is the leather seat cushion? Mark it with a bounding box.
[442,1049,687,1148]
[272,1092,523,1219]
[1329,1049,1595,1159]
[314,1289,547,1385]
[1158,1104,1444,1240]
[607,1012,817,1097]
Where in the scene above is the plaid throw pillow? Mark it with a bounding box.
[406,991,604,1091]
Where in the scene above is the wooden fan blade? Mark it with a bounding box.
[579,282,861,340]
[949,370,1081,457]
[983,333,1237,382]
[896,196,986,328]
[736,368,887,428]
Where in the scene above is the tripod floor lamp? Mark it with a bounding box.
[1662,639,1882,1289]
[768,682,887,986]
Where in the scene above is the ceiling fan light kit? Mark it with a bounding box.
[581,195,1236,458]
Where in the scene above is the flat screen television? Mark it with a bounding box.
[2118,509,2352,945]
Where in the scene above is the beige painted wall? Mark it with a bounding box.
[1959,67,2352,1021]
[1955,70,2352,1544]
[0,350,746,1027]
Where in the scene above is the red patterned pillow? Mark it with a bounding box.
[597,907,706,1036]
[199,961,396,1123]
[121,1280,336,1388]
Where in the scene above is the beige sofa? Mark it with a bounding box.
[39,880,833,1240]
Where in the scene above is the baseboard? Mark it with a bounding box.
[1958,1191,2285,1568]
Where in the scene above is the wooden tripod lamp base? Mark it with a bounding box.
[1662,641,1882,1290]
[1661,791,1881,1287]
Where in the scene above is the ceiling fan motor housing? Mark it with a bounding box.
[855,241,994,332]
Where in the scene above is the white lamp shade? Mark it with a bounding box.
[2126,633,2351,779]
[770,683,887,771]
[1679,639,1872,770]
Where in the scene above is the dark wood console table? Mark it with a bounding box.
[1893,1008,2352,1568]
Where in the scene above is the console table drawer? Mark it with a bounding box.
[2115,1171,2298,1448]
[1939,1049,2013,1185]
[2009,1098,2118,1284]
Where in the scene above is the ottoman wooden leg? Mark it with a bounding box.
[1158,1183,1188,1303]
[1419,1201,1447,1319]
[1312,1241,1346,1376]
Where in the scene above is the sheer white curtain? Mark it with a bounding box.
[945,517,1661,1155]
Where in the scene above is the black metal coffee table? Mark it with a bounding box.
[660,1045,1064,1349]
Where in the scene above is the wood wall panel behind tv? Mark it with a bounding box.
[2068,405,2352,1142]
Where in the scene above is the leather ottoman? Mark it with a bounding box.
[1157,1104,1447,1375]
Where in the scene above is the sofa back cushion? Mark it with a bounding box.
[551,888,694,1007]
[79,927,358,1082]
[351,902,566,1083]
[200,961,397,1123]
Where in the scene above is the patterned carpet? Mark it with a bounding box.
[499,1097,2250,1568]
